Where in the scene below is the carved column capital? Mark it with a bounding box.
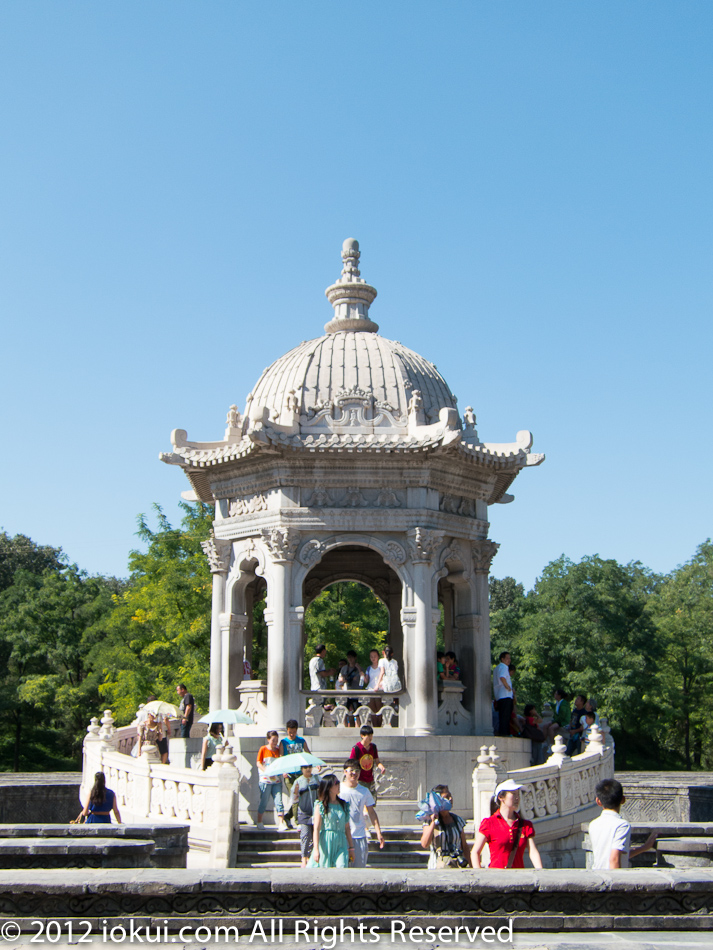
[407,527,445,564]
[260,527,300,562]
[201,537,232,574]
[471,539,500,575]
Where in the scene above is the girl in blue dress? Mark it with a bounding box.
[307,773,354,868]
[79,772,122,824]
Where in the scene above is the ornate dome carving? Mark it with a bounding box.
[245,331,458,430]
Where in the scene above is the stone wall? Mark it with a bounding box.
[0,773,81,823]
[1,868,713,932]
[616,772,713,822]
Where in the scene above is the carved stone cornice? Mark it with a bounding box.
[407,528,445,564]
[471,539,500,575]
[201,537,231,574]
[260,527,300,562]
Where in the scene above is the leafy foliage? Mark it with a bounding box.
[303,582,389,685]
[90,503,214,725]
[2,513,713,772]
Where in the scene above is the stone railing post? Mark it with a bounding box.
[98,710,118,751]
[472,745,507,827]
[210,740,241,867]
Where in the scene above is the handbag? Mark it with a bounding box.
[434,848,460,869]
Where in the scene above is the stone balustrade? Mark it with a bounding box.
[82,711,243,867]
[302,688,404,728]
[472,727,616,867]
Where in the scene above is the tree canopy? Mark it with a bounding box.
[1,516,712,771]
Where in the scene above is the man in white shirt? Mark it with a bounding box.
[308,644,334,691]
[492,651,513,736]
[340,758,385,867]
[588,779,657,869]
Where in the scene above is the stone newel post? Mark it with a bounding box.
[472,745,507,827]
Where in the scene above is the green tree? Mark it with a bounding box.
[90,503,214,724]
[0,561,119,770]
[492,556,662,766]
[648,540,713,769]
[303,582,389,685]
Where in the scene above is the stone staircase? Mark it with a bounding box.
[236,825,429,868]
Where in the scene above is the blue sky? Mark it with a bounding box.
[1,2,711,589]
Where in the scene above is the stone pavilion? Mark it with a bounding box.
[161,239,544,747]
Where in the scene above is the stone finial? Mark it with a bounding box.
[324,238,379,334]
[86,717,101,739]
[586,722,605,754]
[547,734,568,766]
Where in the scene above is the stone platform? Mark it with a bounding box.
[0,773,81,823]
[1,869,713,933]
[0,824,189,868]
[616,772,713,822]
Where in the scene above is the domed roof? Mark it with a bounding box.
[244,239,458,431]
[247,331,457,426]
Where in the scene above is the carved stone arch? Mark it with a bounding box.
[290,534,413,603]
[303,570,391,609]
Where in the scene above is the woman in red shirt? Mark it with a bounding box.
[472,779,543,869]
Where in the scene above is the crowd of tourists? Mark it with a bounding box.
[255,718,386,868]
[492,650,601,761]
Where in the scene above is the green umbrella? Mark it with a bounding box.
[262,752,326,777]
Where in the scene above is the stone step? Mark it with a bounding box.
[237,848,428,867]
[238,837,424,853]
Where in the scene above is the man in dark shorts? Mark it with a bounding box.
[176,683,194,738]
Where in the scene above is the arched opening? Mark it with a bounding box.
[301,544,404,718]
[303,581,389,690]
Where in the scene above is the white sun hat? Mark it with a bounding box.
[494,779,524,798]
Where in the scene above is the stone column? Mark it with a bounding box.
[220,613,248,709]
[201,537,232,712]
[261,528,301,728]
[471,540,500,735]
[406,528,444,736]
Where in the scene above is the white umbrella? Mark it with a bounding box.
[198,709,253,725]
[142,700,179,717]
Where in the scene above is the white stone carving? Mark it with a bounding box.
[407,528,444,563]
[375,487,401,507]
[229,493,268,517]
[226,405,242,429]
[383,540,407,567]
[260,527,300,561]
[302,389,406,433]
[471,539,500,574]
[305,486,334,507]
[201,537,231,573]
[344,486,368,507]
[299,539,325,567]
